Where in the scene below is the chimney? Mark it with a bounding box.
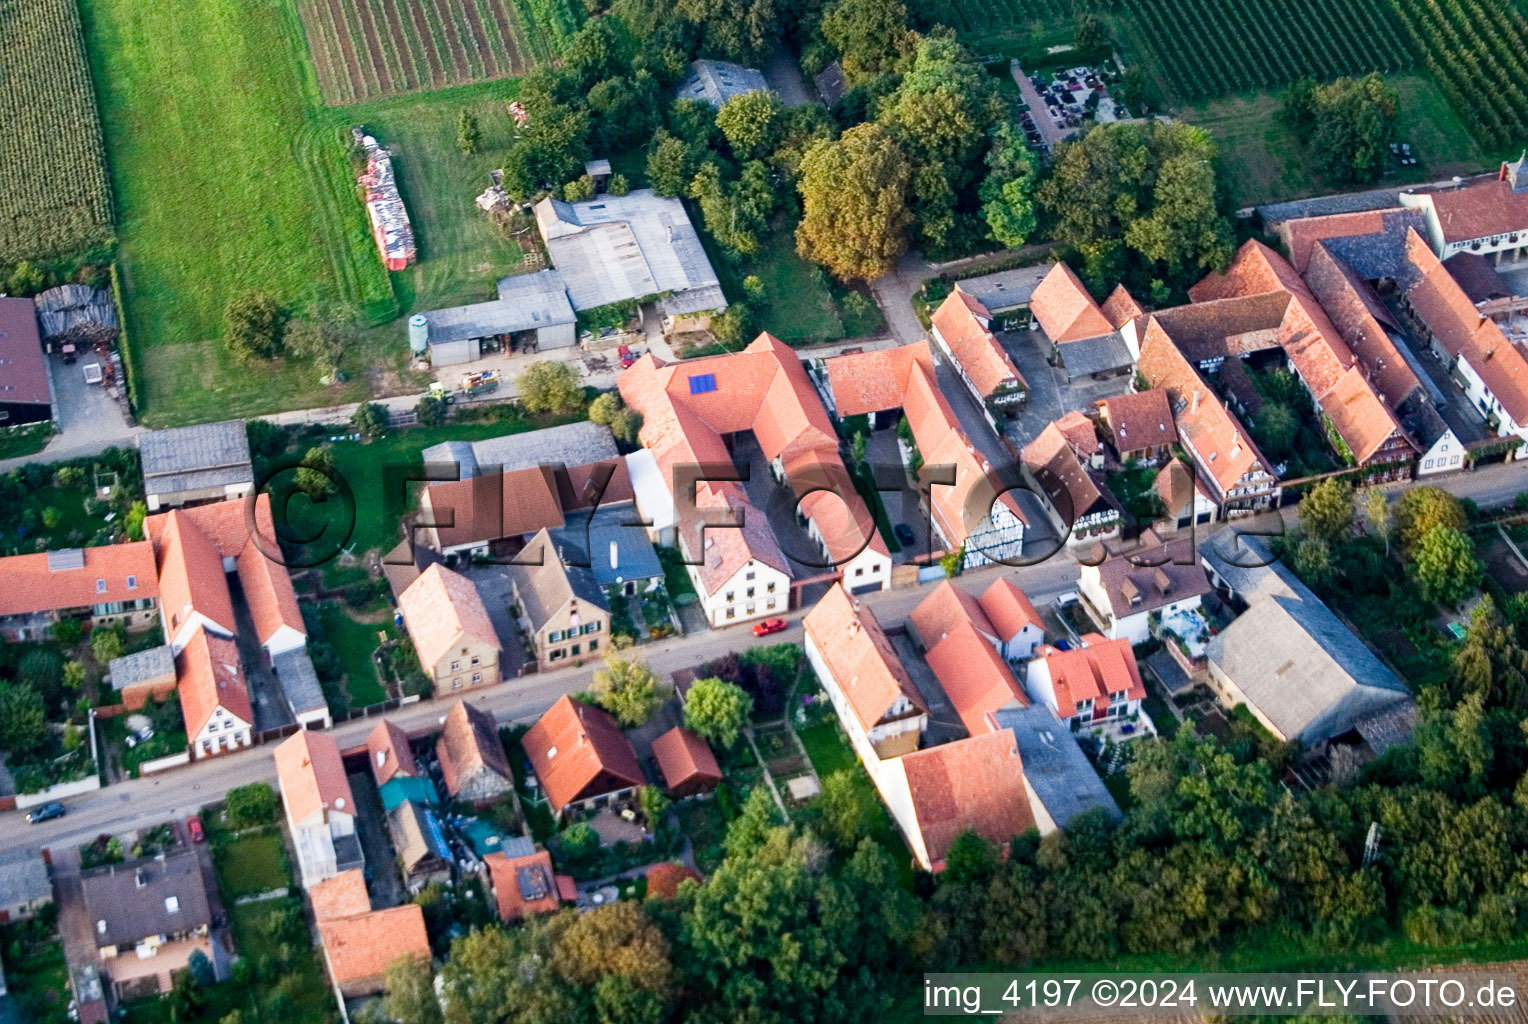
[1190,390,1201,413]
[610,540,619,570]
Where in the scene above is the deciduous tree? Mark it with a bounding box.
[518,360,585,414]
[1410,525,1481,606]
[683,677,753,748]
[796,123,912,282]
[591,654,665,726]
[1298,477,1354,544]
[224,290,284,361]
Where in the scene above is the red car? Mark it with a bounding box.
[186,815,205,843]
[618,345,637,368]
[752,618,788,637]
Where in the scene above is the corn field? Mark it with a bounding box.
[0,0,113,261]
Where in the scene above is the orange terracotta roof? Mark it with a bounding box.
[310,869,372,921]
[1054,409,1099,458]
[157,510,235,638]
[318,904,430,992]
[366,720,417,786]
[931,289,1027,400]
[617,333,878,587]
[423,467,564,550]
[143,493,280,558]
[484,848,561,922]
[823,341,936,418]
[1403,228,1528,424]
[1034,633,1144,719]
[1153,459,1213,517]
[1100,284,1144,329]
[1424,170,1528,244]
[235,542,304,648]
[895,730,1034,869]
[651,726,722,790]
[1321,365,1410,464]
[0,541,158,617]
[521,695,644,814]
[782,446,888,567]
[1304,244,1420,409]
[436,700,515,799]
[1099,389,1178,453]
[1022,421,1105,522]
[176,626,251,736]
[397,564,499,672]
[909,580,995,646]
[274,728,355,825]
[802,582,926,732]
[1030,263,1115,343]
[978,578,1042,640]
[924,621,1028,737]
[1188,239,1307,302]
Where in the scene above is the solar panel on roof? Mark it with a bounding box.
[689,373,717,394]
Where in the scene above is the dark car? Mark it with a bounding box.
[893,523,916,546]
[26,802,64,824]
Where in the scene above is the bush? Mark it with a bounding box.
[225,783,278,829]
[416,394,448,427]
[351,402,389,438]
[224,290,285,361]
[50,618,84,646]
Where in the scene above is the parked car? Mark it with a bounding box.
[893,523,916,546]
[618,344,637,368]
[752,618,788,637]
[186,815,205,843]
[26,802,65,824]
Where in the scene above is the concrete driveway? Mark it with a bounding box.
[0,353,140,472]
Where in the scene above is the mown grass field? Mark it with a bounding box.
[0,0,113,261]
[79,0,398,426]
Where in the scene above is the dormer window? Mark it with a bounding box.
[126,575,137,590]
[96,579,107,594]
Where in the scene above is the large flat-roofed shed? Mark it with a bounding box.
[138,420,254,511]
[416,271,578,366]
[0,297,54,427]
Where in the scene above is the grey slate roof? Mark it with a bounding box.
[138,420,253,494]
[1256,187,1408,225]
[108,646,175,692]
[272,647,327,716]
[34,284,117,338]
[510,528,609,631]
[81,851,211,948]
[0,849,51,910]
[552,506,664,588]
[993,704,1121,828]
[421,271,575,347]
[1057,333,1133,377]
[954,264,1055,312]
[676,60,769,107]
[534,191,725,314]
[1200,532,1412,743]
[422,421,618,480]
[1310,208,1428,281]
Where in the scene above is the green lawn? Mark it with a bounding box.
[214,830,293,897]
[1184,75,1487,207]
[795,720,915,885]
[0,424,55,461]
[1,478,106,555]
[335,81,533,316]
[78,0,398,426]
[0,915,71,1024]
[318,603,390,708]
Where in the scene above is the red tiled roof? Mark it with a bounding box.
[1153,459,1214,517]
[1304,243,1420,408]
[1100,284,1144,329]
[436,700,515,799]
[931,289,1027,400]
[236,542,304,648]
[176,626,251,736]
[397,564,499,672]
[144,493,281,559]
[484,848,561,922]
[1030,263,1114,343]
[823,341,936,418]
[521,695,644,814]
[651,726,722,790]
[1022,421,1105,522]
[274,728,356,825]
[1099,389,1178,453]
[318,904,430,992]
[1283,209,1397,272]
[422,467,563,549]
[156,510,235,638]
[1188,239,1306,302]
[617,334,878,591]
[0,541,158,617]
[1090,533,1211,619]
[909,580,995,647]
[1054,409,1099,458]
[978,578,1042,640]
[366,720,417,786]
[1423,169,1528,244]
[311,869,372,921]
[894,731,1034,869]
[802,582,926,732]
[924,621,1027,736]
[0,297,50,407]
[1034,633,1144,719]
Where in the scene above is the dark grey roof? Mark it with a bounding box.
[1200,532,1411,743]
[0,849,51,910]
[34,284,116,338]
[81,852,211,948]
[1311,209,1428,280]
[993,704,1121,828]
[387,800,450,872]
[676,60,769,107]
[1444,251,1514,303]
[814,61,846,106]
[272,648,326,715]
[1057,332,1133,377]
[1257,187,1407,225]
[660,284,727,317]
[1354,701,1417,755]
[499,835,535,858]
[421,271,575,347]
[954,264,1055,312]
[552,506,663,588]
[333,832,365,873]
[108,646,175,692]
[422,421,618,480]
[510,528,609,630]
[138,420,253,493]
